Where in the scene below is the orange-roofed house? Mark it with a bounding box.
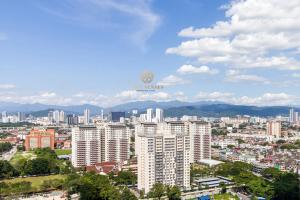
[25,129,55,151]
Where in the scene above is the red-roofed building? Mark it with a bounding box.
[86,161,121,175]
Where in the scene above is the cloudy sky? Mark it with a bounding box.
[1,0,300,107]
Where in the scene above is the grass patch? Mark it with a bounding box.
[55,149,71,155]
[213,193,239,200]
[9,151,36,166]
[2,174,66,189]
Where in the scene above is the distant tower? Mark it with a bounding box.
[289,108,294,123]
[146,108,154,122]
[84,109,90,125]
[59,110,65,122]
[101,109,104,120]
[155,108,164,122]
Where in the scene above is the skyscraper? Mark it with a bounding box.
[136,122,191,194]
[84,109,90,125]
[189,121,211,162]
[53,110,60,123]
[110,111,125,122]
[48,111,54,123]
[105,124,130,162]
[155,108,164,122]
[71,123,130,168]
[146,108,154,122]
[59,110,65,123]
[72,126,102,168]
[1,111,7,123]
[289,108,294,123]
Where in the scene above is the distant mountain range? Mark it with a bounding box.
[0,101,299,117]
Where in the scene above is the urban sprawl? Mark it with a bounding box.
[0,108,299,200]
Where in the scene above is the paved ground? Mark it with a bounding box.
[0,146,17,161]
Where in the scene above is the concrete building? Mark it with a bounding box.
[136,122,191,194]
[71,126,102,168]
[59,110,65,123]
[25,129,55,151]
[188,121,211,162]
[84,109,90,125]
[146,108,154,122]
[266,121,281,138]
[155,108,164,122]
[110,112,125,122]
[105,124,130,162]
[53,110,60,123]
[71,123,130,168]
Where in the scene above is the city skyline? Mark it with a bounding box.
[1,0,300,107]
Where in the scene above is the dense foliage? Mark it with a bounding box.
[0,142,13,153]
[213,162,299,199]
[0,160,19,179]
[113,170,137,186]
[1,148,69,179]
[64,172,137,200]
[273,173,299,200]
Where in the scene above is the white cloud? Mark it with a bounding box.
[177,65,218,75]
[40,92,56,98]
[167,0,300,71]
[0,84,16,89]
[158,75,190,86]
[195,91,298,106]
[41,0,160,48]
[174,91,187,101]
[225,70,269,83]
[196,91,233,101]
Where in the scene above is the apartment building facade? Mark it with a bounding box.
[136,122,191,194]
[71,124,130,168]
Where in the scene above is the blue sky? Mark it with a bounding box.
[0,0,300,107]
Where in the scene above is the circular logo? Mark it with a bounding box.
[141,71,154,84]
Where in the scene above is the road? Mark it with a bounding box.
[0,145,17,161]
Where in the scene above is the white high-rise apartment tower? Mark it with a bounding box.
[136,122,191,194]
[72,123,130,168]
[146,108,154,122]
[188,121,211,162]
[53,110,60,123]
[105,124,130,162]
[71,126,103,168]
[155,108,164,122]
[84,109,90,125]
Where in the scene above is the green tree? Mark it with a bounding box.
[273,173,299,200]
[0,142,13,153]
[219,182,227,194]
[121,187,138,200]
[148,183,165,200]
[24,157,50,175]
[166,185,181,200]
[261,167,280,179]
[64,172,122,200]
[0,160,19,179]
[115,170,137,185]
